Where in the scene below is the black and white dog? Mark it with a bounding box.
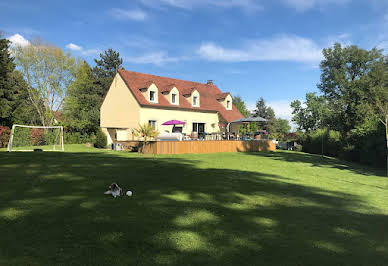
[104,183,123,198]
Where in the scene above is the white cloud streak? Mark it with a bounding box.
[283,0,351,11]
[197,35,323,64]
[110,8,147,21]
[124,51,185,66]
[7,33,30,47]
[65,43,82,51]
[65,43,99,56]
[140,0,262,11]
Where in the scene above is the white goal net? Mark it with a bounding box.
[7,125,64,152]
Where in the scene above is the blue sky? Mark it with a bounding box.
[1,0,388,121]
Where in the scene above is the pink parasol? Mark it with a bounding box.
[162,120,186,125]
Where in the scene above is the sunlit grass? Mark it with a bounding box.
[0,144,387,265]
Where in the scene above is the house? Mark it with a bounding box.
[100,69,244,144]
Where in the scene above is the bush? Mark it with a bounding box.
[0,126,11,148]
[94,129,107,148]
[301,129,342,157]
[64,132,94,144]
[30,128,45,146]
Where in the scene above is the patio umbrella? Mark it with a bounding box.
[231,116,267,123]
[162,120,186,133]
[162,120,186,125]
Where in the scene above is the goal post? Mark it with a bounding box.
[7,125,64,152]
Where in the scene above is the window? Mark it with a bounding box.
[193,96,198,106]
[172,93,176,104]
[149,120,157,130]
[192,123,205,133]
[150,91,155,102]
[226,100,231,109]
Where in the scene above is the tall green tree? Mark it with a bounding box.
[291,92,330,131]
[0,35,38,126]
[253,97,275,132]
[93,48,123,97]
[63,61,101,134]
[0,36,15,125]
[13,39,78,126]
[318,43,383,132]
[233,95,250,117]
[273,118,291,135]
[366,56,388,174]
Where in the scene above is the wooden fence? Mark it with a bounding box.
[140,140,275,155]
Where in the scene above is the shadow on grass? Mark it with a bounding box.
[0,151,387,265]
[246,150,386,177]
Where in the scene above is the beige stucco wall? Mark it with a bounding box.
[100,74,229,143]
[219,94,233,110]
[100,73,141,143]
[139,107,220,136]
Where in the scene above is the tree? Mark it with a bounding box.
[253,97,275,132]
[93,48,123,97]
[273,118,291,135]
[13,39,78,126]
[233,95,250,117]
[366,56,388,175]
[318,43,384,132]
[0,35,39,126]
[63,61,100,135]
[0,36,16,125]
[291,92,330,132]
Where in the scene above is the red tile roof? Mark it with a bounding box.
[117,69,244,122]
[216,92,231,100]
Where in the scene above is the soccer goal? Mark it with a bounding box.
[7,125,64,152]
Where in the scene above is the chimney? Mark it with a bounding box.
[206,80,214,85]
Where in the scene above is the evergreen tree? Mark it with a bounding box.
[0,36,15,125]
[253,97,275,132]
[64,61,101,135]
[0,35,38,126]
[93,48,123,97]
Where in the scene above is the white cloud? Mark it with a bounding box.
[283,0,351,11]
[110,8,147,21]
[124,51,183,65]
[7,33,30,47]
[197,35,323,64]
[65,43,82,51]
[65,43,99,56]
[140,0,262,11]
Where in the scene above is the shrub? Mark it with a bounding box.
[0,126,11,148]
[30,128,45,146]
[64,132,94,144]
[94,129,107,148]
[301,128,342,157]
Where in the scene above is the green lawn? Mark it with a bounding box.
[1,145,387,265]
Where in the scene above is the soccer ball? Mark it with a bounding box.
[126,191,133,197]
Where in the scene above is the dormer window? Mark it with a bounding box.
[227,100,231,109]
[172,93,177,104]
[150,91,155,102]
[193,96,198,106]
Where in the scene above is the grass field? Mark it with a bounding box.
[1,145,387,265]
